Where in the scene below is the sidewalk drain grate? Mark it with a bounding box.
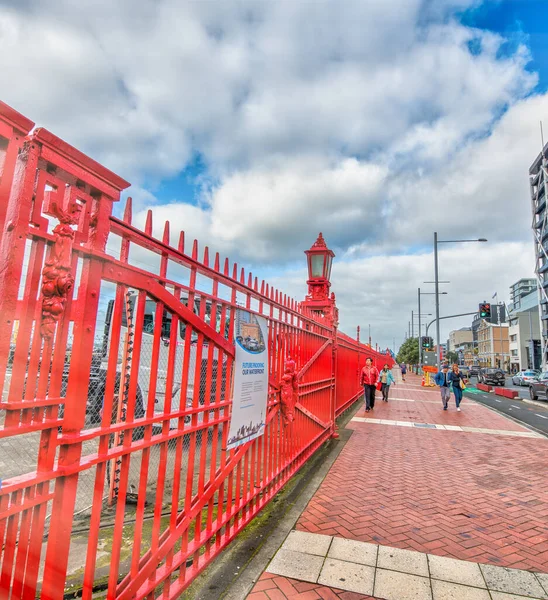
[413,423,437,429]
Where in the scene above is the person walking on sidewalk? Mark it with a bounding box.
[448,363,467,412]
[361,357,379,412]
[400,363,407,381]
[379,364,395,402]
[434,364,451,410]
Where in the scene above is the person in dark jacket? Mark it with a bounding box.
[434,364,451,410]
[448,363,466,411]
[400,363,407,381]
[361,357,379,412]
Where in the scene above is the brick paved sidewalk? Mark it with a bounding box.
[246,372,548,599]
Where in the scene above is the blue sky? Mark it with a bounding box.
[463,0,548,90]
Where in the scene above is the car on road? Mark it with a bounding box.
[512,370,539,387]
[458,365,470,378]
[468,365,481,378]
[529,372,548,400]
[478,368,506,386]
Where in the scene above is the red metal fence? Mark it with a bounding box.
[0,100,392,599]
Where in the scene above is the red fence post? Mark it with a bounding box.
[35,130,130,599]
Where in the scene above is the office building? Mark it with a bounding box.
[530,140,548,368]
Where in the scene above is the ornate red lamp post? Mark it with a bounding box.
[301,233,338,327]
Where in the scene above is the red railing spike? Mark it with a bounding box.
[260,280,265,295]
[192,239,198,260]
[247,272,252,288]
[145,209,153,235]
[224,257,229,276]
[240,267,245,284]
[203,246,209,267]
[254,277,258,291]
[162,220,170,244]
[123,196,133,224]
[214,252,220,272]
[265,283,270,297]
[232,262,238,280]
[178,231,185,253]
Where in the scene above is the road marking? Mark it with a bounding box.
[351,417,542,438]
[535,414,548,420]
[495,399,502,403]
[511,405,521,409]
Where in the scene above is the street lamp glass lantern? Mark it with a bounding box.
[305,233,335,281]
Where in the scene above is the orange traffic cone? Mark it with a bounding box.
[421,375,425,386]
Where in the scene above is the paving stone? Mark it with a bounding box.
[283,530,332,557]
[480,564,548,598]
[537,573,548,595]
[427,554,486,588]
[373,568,432,600]
[267,548,324,583]
[431,580,490,600]
[298,372,548,573]
[377,545,429,577]
[327,538,378,566]
[318,558,374,595]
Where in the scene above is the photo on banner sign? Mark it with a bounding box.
[226,310,269,450]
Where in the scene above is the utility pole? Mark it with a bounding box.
[409,321,411,338]
[418,289,422,367]
[411,311,414,338]
[434,232,440,368]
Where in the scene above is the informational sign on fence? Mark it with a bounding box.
[226,309,269,449]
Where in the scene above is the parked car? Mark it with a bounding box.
[468,365,481,378]
[458,365,470,378]
[529,372,548,400]
[478,368,505,386]
[512,370,539,386]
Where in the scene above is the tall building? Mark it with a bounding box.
[510,279,536,307]
[448,327,473,352]
[529,140,548,367]
[507,288,541,372]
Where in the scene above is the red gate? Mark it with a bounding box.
[0,100,392,599]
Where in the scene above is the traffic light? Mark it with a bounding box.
[422,336,433,349]
[479,302,491,320]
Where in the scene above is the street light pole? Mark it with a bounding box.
[434,232,441,369]
[418,289,421,366]
[412,311,414,338]
[433,235,487,369]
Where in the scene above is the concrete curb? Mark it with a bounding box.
[522,397,548,409]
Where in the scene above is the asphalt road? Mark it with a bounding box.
[464,376,548,436]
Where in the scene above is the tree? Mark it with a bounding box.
[445,351,458,364]
[396,337,419,365]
